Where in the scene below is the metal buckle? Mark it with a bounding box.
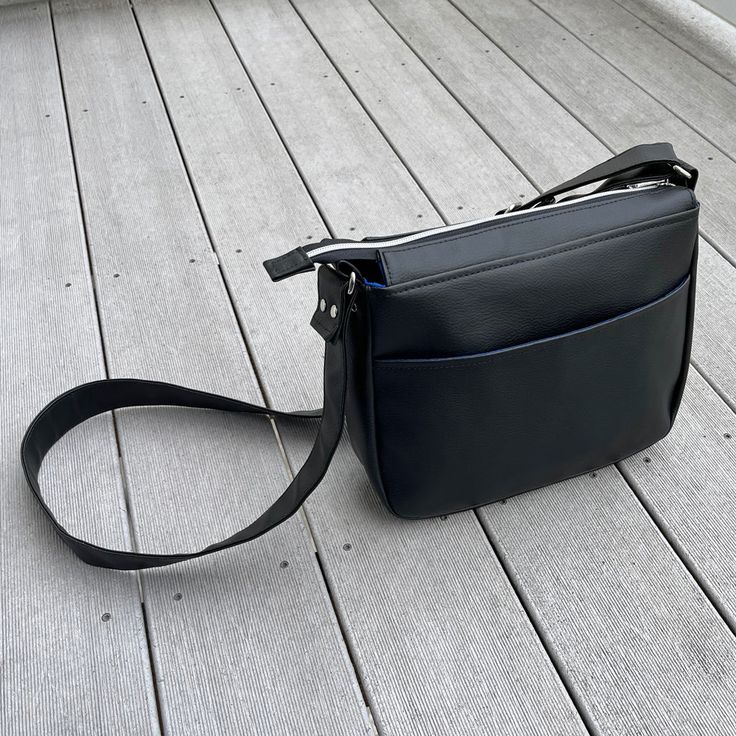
[347,270,356,295]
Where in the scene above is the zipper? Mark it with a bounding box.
[307,179,672,259]
[624,179,670,189]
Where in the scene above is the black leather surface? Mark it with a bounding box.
[380,185,694,285]
[369,200,698,358]
[371,277,691,517]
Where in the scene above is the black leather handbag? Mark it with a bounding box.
[23,143,699,569]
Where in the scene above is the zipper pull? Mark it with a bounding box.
[625,178,671,190]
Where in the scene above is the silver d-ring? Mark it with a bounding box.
[347,270,356,295]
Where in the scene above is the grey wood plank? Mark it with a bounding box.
[529,0,736,157]
[133,0,588,732]
[368,0,610,183]
[0,4,159,734]
[443,0,736,401]
[214,0,442,240]
[361,0,736,731]
[447,0,736,254]
[287,0,534,220]
[693,245,736,406]
[614,0,736,85]
[50,1,371,734]
[132,0,329,408]
[620,371,736,617]
[481,464,736,735]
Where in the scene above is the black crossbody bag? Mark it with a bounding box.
[22,143,700,570]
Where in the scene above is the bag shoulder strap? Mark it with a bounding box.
[512,142,697,212]
[21,266,356,570]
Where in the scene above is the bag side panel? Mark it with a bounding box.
[344,285,392,510]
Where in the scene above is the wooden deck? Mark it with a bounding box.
[2,0,736,733]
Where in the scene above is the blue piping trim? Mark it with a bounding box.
[376,276,689,364]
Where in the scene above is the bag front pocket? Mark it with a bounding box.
[372,276,691,518]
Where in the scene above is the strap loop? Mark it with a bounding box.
[22,268,357,570]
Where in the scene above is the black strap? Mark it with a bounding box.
[21,266,357,570]
[514,142,698,212]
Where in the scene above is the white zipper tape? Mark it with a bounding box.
[308,180,671,259]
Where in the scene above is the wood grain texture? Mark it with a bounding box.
[620,371,736,621]
[613,0,736,84]
[0,4,158,734]
[131,0,328,411]
[531,0,736,157]
[214,0,439,241]
[289,0,534,222]
[369,0,609,183]
[480,465,736,735]
[51,1,370,734]
[136,0,587,732]
[450,0,736,255]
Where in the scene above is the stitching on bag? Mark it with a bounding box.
[382,189,670,283]
[375,277,689,371]
[399,190,656,255]
[384,209,696,294]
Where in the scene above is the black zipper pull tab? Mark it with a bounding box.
[263,246,315,282]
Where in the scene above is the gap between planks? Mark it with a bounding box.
[126,3,379,728]
[610,0,736,91]
[48,0,374,732]
[200,1,736,732]
[138,0,592,732]
[46,12,168,732]
[527,0,736,176]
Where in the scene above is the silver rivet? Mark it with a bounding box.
[330,304,338,318]
[319,298,326,312]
